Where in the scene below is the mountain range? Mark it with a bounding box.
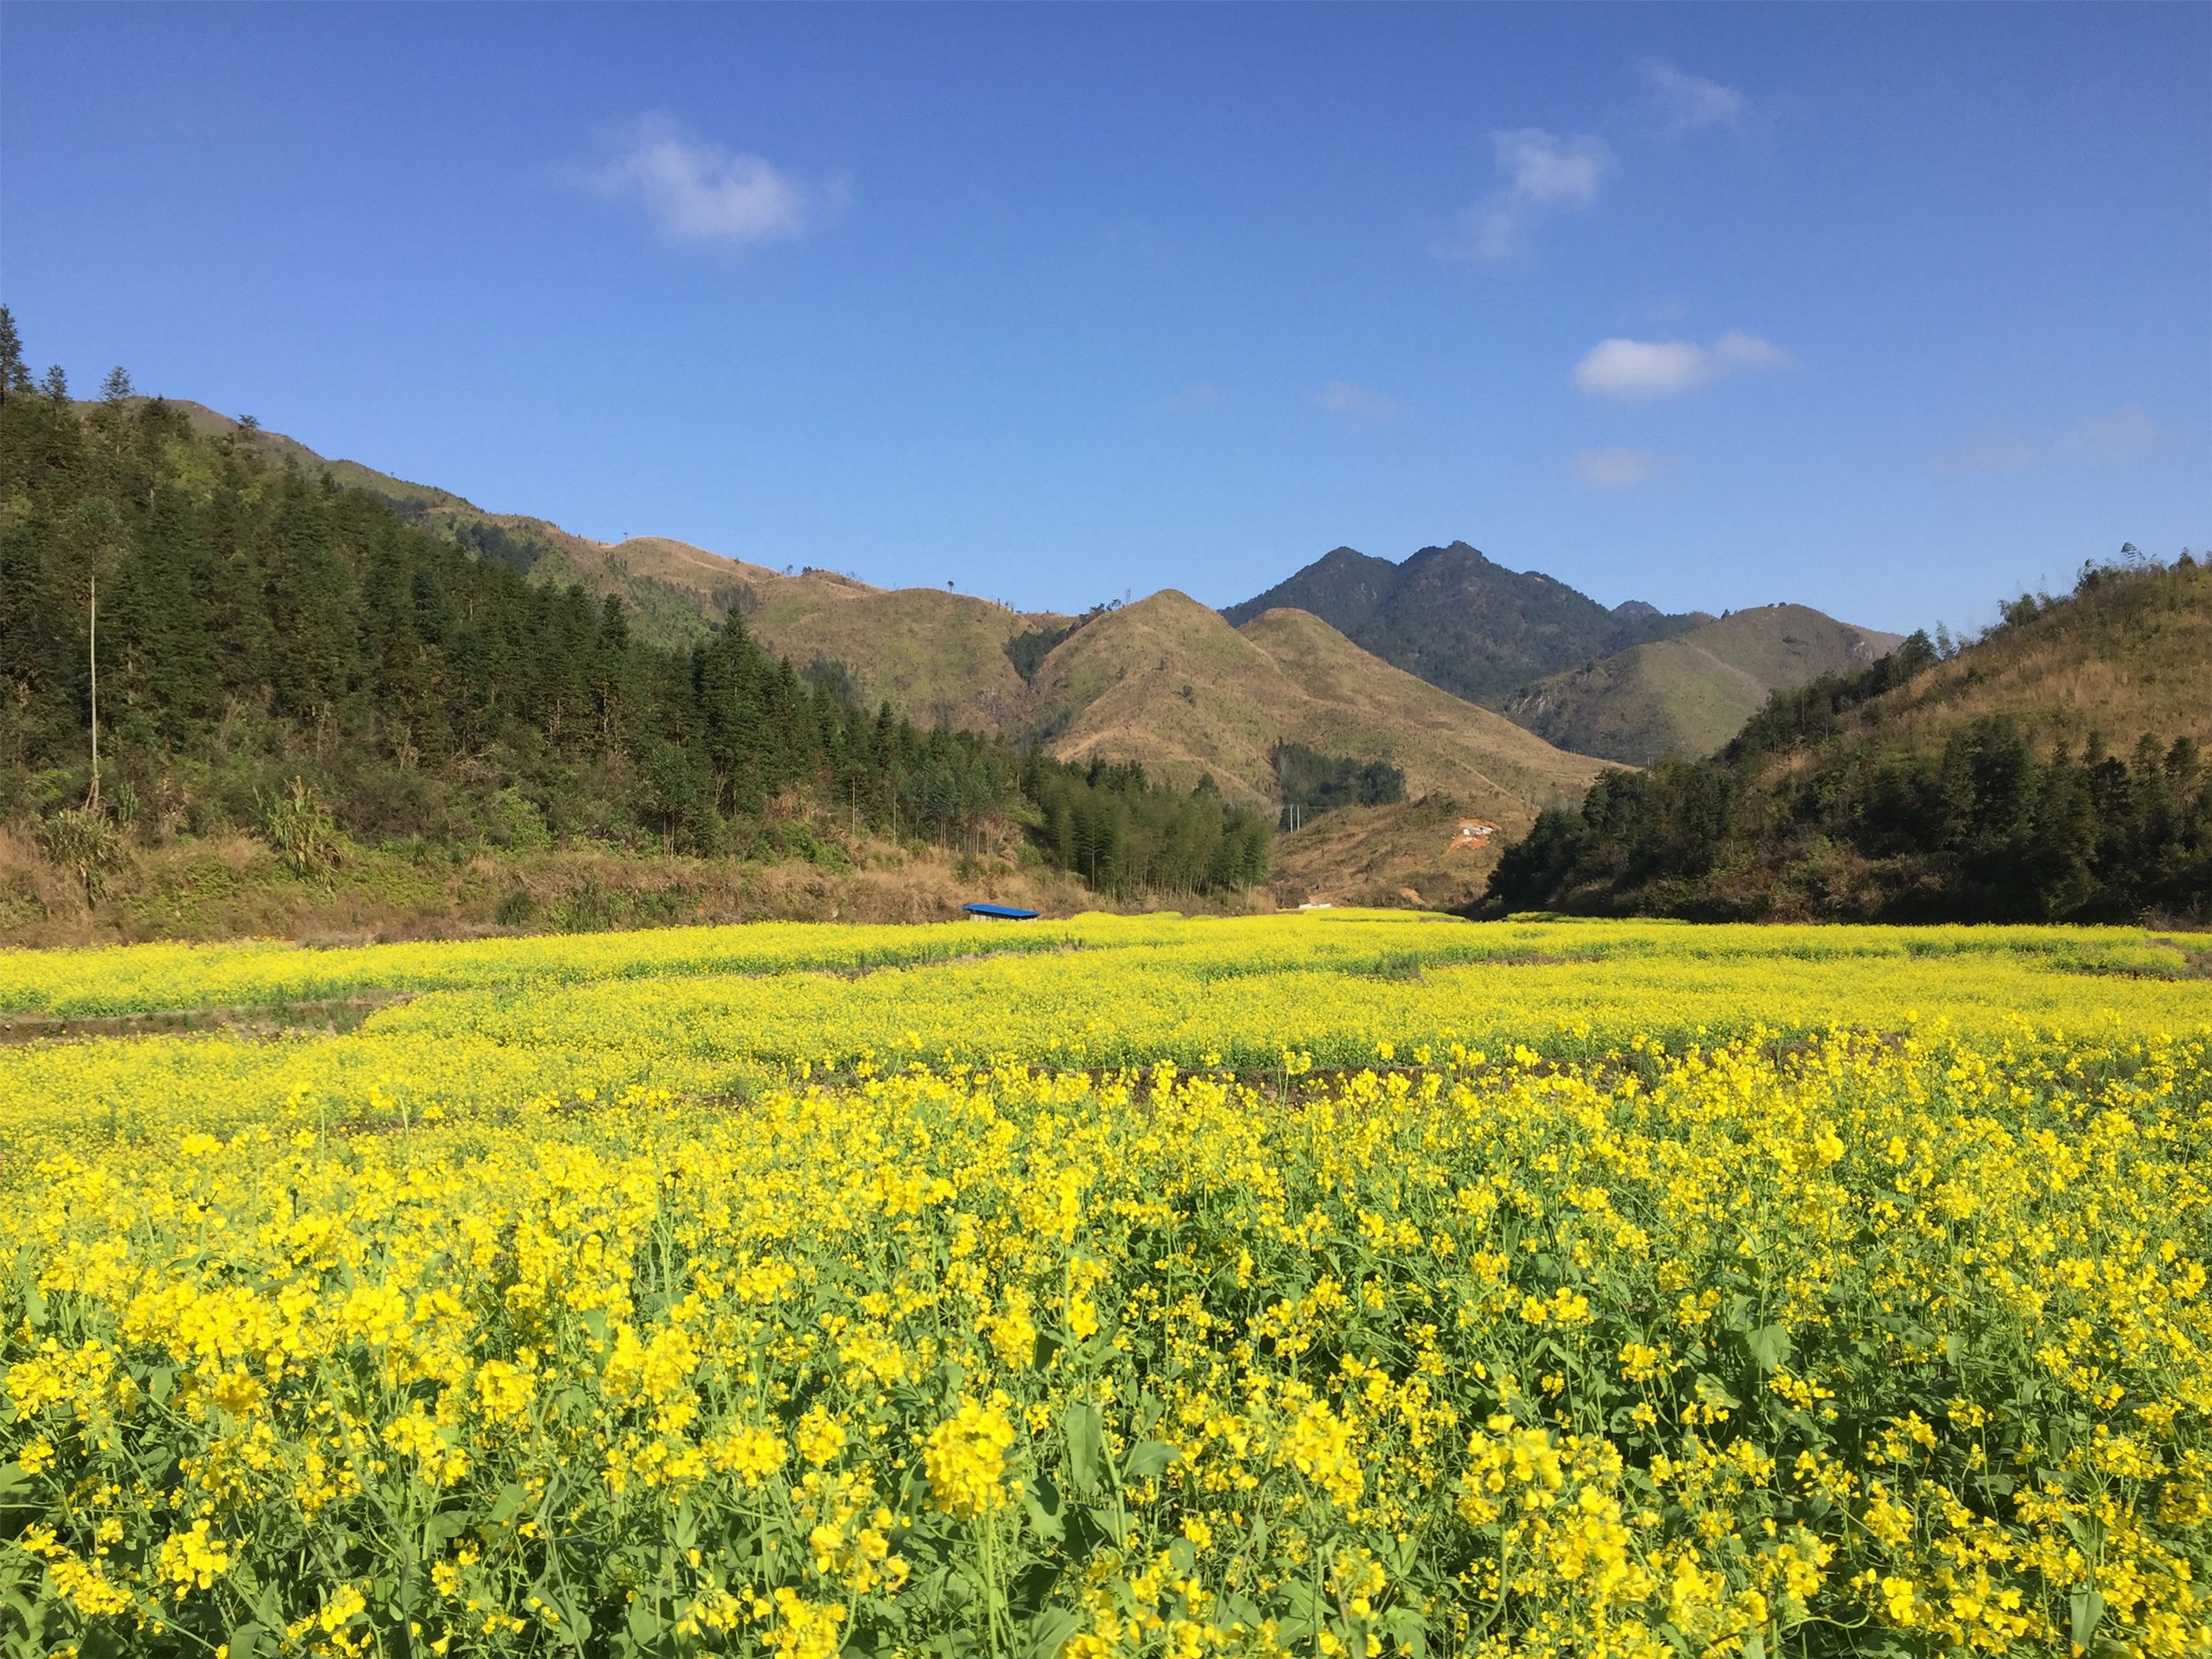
[107,403,1603,848]
[166,400,1907,779]
[1222,541,1714,703]
[27,385,2199,926]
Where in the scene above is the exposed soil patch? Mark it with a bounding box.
[2073,939,2212,982]
[0,992,416,1046]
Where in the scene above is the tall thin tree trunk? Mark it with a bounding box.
[85,574,99,812]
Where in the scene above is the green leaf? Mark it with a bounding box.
[489,1483,530,1525]
[1025,1611,1086,1659]
[2070,1589,2106,1652]
[224,1624,266,1659]
[1380,1608,1428,1657]
[1746,1323,1792,1373]
[1077,1504,1127,1548]
[1120,1440,1179,1483]
[1276,1581,1327,1642]
[425,1509,473,1546]
[1009,1559,1062,1620]
[551,1589,592,1650]
[1022,1471,1066,1545]
[1063,1402,1105,1497]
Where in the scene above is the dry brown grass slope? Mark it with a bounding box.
[514,534,1067,733]
[1847,557,2212,756]
[1268,797,1509,910]
[1028,593,1610,816]
[1240,608,1612,806]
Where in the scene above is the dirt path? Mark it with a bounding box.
[0,992,418,1046]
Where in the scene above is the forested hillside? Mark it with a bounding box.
[1483,553,2212,922]
[0,320,1269,933]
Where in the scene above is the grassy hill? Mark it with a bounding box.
[1222,541,1711,703]
[1484,554,2212,922]
[1496,604,1905,765]
[1269,795,1509,910]
[741,578,1063,737]
[1838,560,2211,756]
[1026,592,1610,820]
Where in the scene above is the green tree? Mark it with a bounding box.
[0,305,28,402]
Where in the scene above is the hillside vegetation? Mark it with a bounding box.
[0,346,1270,939]
[1498,603,1905,765]
[1026,594,1610,823]
[83,399,1635,825]
[1223,541,1710,703]
[15,331,1655,926]
[1485,553,2212,921]
[124,399,743,648]
[1269,795,1507,910]
[127,400,1073,700]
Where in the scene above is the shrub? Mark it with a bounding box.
[33,807,123,902]
[260,778,342,878]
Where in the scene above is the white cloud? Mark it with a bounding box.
[574,114,841,246]
[1575,448,1669,489]
[1644,61,1749,134]
[1494,127,1611,208]
[1435,128,1612,264]
[1572,331,1792,400]
[1316,380,1405,421]
[1935,405,2159,472]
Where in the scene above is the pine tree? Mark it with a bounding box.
[0,306,28,402]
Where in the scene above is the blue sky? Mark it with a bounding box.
[4,4,2206,633]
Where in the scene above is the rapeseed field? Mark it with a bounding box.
[2,913,2208,1656]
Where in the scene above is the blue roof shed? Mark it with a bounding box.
[963,903,1041,920]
